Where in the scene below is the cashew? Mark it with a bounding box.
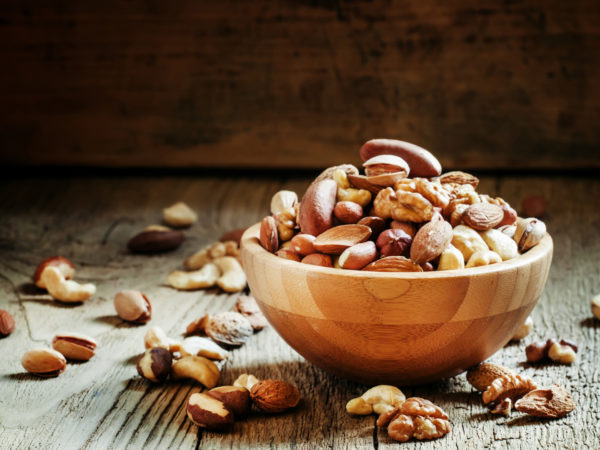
[333,169,351,189]
[346,385,406,416]
[466,250,502,268]
[212,257,246,293]
[233,373,260,390]
[479,228,519,261]
[548,342,576,364]
[271,190,298,215]
[40,266,96,303]
[163,201,197,227]
[180,336,228,360]
[451,225,489,261]
[144,326,181,352]
[511,316,533,341]
[337,187,372,207]
[184,241,240,270]
[167,263,220,290]
[438,244,465,271]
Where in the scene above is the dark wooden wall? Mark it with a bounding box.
[1,1,599,170]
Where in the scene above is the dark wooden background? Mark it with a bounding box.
[1,1,599,170]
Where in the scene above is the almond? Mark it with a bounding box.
[466,362,515,392]
[462,203,504,231]
[250,380,301,413]
[275,248,301,262]
[439,171,479,188]
[298,179,338,236]
[333,201,363,224]
[362,256,423,272]
[359,139,442,178]
[338,241,377,270]
[410,220,453,265]
[313,224,372,255]
[514,385,575,418]
[259,216,279,253]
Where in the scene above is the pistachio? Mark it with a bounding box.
[137,348,172,383]
[52,332,97,361]
[514,217,546,252]
[114,290,152,323]
[22,348,67,377]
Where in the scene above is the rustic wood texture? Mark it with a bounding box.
[1,1,599,170]
[242,224,553,385]
[0,174,599,449]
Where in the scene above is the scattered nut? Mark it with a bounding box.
[347,385,406,416]
[250,379,301,413]
[232,374,260,392]
[0,310,15,337]
[511,316,533,341]
[163,202,197,227]
[40,266,96,303]
[187,392,235,429]
[167,263,220,290]
[482,373,537,405]
[22,348,67,377]
[171,355,220,388]
[186,314,209,336]
[378,397,450,442]
[271,190,298,215]
[180,336,228,360]
[114,290,152,323]
[144,326,180,351]
[525,340,550,363]
[128,225,184,253]
[137,348,172,383]
[207,386,251,419]
[466,362,515,392]
[514,384,575,418]
[213,256,247,293]
[591,294,600,320]
[33,256,75,289]
[548,341,577,364]
[234,295,268,331]
[52,332,97,361]
[205,312,254,347]
[346,397,373,415]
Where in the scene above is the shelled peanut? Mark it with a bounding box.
[258,139,547,272]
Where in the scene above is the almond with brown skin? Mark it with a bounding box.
[410,220,453,265]
[462,203,504,231]
[301,253,333,267]
[0,310,15,337]
[514,384,575,418]
[333,201,363,224]
[338,241,377,270]
[298,179,338,236]
[362,256,423,272]
[466,362,515,392]
[313,224,372,255]
[250,380,301,413]
[259,216,279,253]
[360,139,442,177]
[439,171,479,188]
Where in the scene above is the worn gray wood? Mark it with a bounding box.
[0,174,598,449]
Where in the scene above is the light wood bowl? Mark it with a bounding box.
[241,223,553,385]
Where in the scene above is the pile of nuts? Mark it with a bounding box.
[346,385,450,443]
[259,139,547,271]
[466,362,575,418]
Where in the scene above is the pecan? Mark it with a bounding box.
[373,188,434,223]
[415,178,450,209]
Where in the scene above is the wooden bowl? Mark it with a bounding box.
[241,223,553,385]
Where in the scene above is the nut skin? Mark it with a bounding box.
[171,355,220,388]
[259,216,279,253]
[338,241,377,270]
[290,234,317,256]
[333,201,363,224]
[137,348,172,382]
[410,219,453,265]
[298,179,338,236]
[52,332,97,361]
[33,256,75,289]
[250,380,301,413]
[187,392,235,429]
[128,227,184,253]
[21,348,67,377]
[301,253,333,267]
[114,290,152,324]
[207,386,251,419]
[359,139,442,178]
[0,310,15,337]
[376,229,412,258]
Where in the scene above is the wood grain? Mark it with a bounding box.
[1,1,599,170]
[0,174,598,448]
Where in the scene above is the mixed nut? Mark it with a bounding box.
[258,139,547,272]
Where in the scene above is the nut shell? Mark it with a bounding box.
[114,290,152,323]
[250,379,301,413]
[22,348,67,377]
[52,332,97,361]
[359,139,442,178]
[205,312,253,346]
[514,385,575,418]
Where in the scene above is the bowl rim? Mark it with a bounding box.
[241,222,553,279]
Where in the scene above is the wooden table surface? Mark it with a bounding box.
[0,173,598,449]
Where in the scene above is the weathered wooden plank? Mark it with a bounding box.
[1,1,599,170]
[0,175,598,449]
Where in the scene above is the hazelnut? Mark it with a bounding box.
[376,229,412,258]
[137,348,172,382]
[114,290,152,323]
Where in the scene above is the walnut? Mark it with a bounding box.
[415,178,450,209]
[378,397,450,443]
[373,188,434,223]
[482,373,537,405]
